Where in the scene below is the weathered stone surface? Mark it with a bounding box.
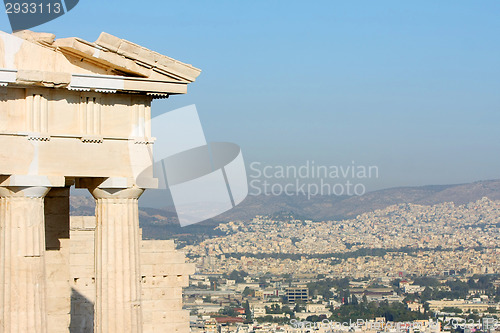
[67,216,195,333]
[13,30,55,44]
[0,29,199,332]
[0,186,50,333]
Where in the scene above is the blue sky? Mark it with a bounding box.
[1,1,499,191]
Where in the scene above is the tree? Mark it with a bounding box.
[445,279,469,299]
[282,305,294,317]
[243,300,252,322]
[421,287,432,302]
[228,270,248,283]
[413,277,439,288]
[219,306,237,317]
[294,303,305,313]
[306,314,327,322]
[266,304,282,314]
[423,302,430,314]
[243,287,254,297]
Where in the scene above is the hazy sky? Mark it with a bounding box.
[2,1,499,191]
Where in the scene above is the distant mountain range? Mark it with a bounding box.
[200,179,500,221]
[70,179,500,239]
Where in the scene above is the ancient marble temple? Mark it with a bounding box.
[0,30,200,332]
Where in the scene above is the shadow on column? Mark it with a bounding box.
[70,288,95,333]
[45,187,71,250]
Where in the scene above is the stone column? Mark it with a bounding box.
[0,186,51,333]
[90,186,144,333]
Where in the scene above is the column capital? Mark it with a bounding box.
[75,177,145,200]
[90,186,144,200]
[0,185,50,198]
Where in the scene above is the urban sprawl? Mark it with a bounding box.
[181,198,500,332]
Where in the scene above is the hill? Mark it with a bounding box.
[70,179,500,239]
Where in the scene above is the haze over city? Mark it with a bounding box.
[1,1,500,332]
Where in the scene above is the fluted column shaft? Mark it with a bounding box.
[0,186,50,333]
[91,187,144,333]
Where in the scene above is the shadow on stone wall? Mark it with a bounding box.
[70,288,94,333]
